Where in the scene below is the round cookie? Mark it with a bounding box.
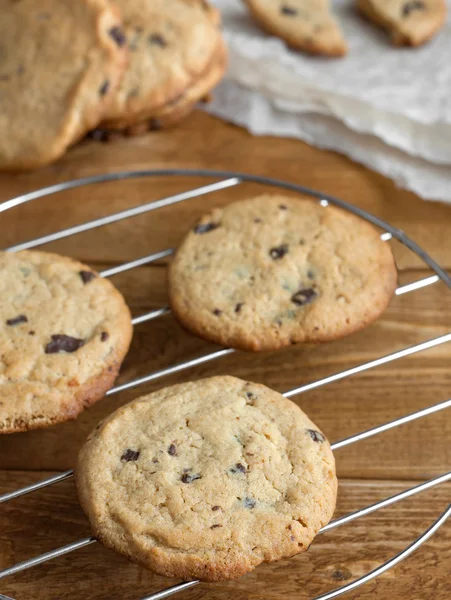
[168,194,398,351]
[100,0,224,130]
[357,0,446,46]
[0,0,128,170]
[76,375,337,581]
[243,0,347,57]
[0,250,133,433]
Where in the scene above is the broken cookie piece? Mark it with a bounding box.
[357,0,447,46]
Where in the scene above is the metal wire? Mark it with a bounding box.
[1,169,450,600]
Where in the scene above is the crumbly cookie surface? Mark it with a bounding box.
[357,0,446,46]
[0,251,132,432]
[76,376,337,581]
[101,0,223,129]
[243,0,347,56]
[0,0,128,169]
[168,194,397,351]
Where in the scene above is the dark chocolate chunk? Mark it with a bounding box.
[194,222,220,234]
[79,270,96,284]
[211,524,223,529]
[109,26,126,47]
[121,449,140,462]
[168,443,177,456]
[149,33,167,47]
[99,80,110,96]
[213,309,222,316]
[269,244,289,260]
[307,429,325,443]
[244,497,256,509]
[279,204,288,210]
[28,331,35,336]
[254,218,262,223]
[212,505,221,511]
[402,1,425,16]
[307,269,315,280]
[6,315,28,326]
[44,335,85,354]
[235,303,244,313]
[181,472,202,483]
[149,118,162,131]
[230,463,246,474]
[280,5,297,16]
[100,332,109,342]
[291,288,318,306]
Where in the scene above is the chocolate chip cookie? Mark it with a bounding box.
[357,0,446,46]
[0,0,128,170]
[76,375,337,581]
[100,0,225,130]
[168,194,397,351]
[0,250,133,433]
[243,0,347,57]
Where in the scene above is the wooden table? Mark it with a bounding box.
[1,112,450,600]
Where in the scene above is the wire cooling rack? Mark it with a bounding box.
[0,169,450,600]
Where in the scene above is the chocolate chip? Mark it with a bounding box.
[149,118,162,131]
[168,443,177,456]
[79,270,96,284]
[246,391,255,400]
[307,269,315,280]
[213,309,222,316]
[109,26,126,47]
[269,244,289,260]
[28,331,35,336]
[235,303,244,313]
[307,429,325,443]
[194,222,220,234]
[211,524,223,529]
[99,80,110,96]
[291,288,318,306]
[402,1,425,16]
[88,129,108,142]
[121,449,140,462]
[280,5,297,15]
[244,497,256,509]
[254,218,262,223]
[101,332,109,342]
[212,505,221,511]
[181,472,202,483]
[149,33,167,47]
[6,315,28,326]
[230,463,246,474]
[44,335,85,354]
[279,204,288,210]
[152,457,159,464]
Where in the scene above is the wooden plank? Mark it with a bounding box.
[0,471,449,600]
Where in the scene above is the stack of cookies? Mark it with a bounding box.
[0,0,226,170]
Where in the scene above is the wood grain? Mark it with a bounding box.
[0,111,450,600]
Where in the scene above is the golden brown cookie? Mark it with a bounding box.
[0,0,128,170]
[168,195,398,351]
[357,0,447,46]
[76,376,337,581]
[243,0,347,57]
[0,251,133,433]
[100,0,225,130]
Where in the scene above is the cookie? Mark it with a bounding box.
[168,194,398,352]
[357,0,446,46]
[0,251,133,433]
[0,0,128,170]
[90,36,227,139]
[76,375,337,581]
[100,0,224,130]
[243,0,347,57]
